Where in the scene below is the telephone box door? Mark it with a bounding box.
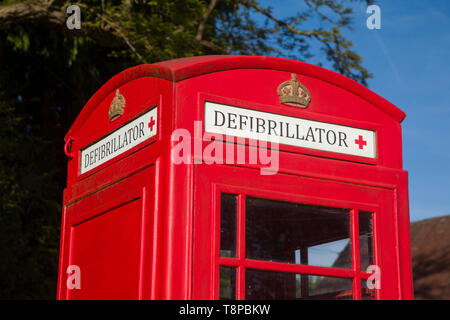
[192,164,400,300]
[58,166,155,300]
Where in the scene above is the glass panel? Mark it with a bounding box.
[246,197,351,268]
[219,266,236,300]
[245,269,353,300]
[308,275,353,300]
[359,211,374,271]
[220,194,237,257]
[308,239,351,269]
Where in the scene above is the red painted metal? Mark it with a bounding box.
[193,165,401,300]
[351,209,362,300]
[57,55,413,300]
[64,136,75,158]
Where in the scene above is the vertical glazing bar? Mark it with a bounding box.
[213,188,221,299]
[372,209,381,300]
[351,208,361,300]
[300,246,309,298]
[236,194,246,300]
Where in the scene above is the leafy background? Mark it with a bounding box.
[0,0,374,299]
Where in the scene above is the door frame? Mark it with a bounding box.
[57,166,156,300]
[192,163,399,300]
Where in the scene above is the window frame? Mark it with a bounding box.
[214,185,379,300]
[191,164,397,300]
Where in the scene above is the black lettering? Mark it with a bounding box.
[214,110,225,127]
[326,130,337,145]
[285,122,295,139]
[106,141,111,156]
[268,120,278,136]
[122,132,128,147]
[84,154,90,167]
[256,118,265,133]
[228,113,237,129]
[315,128,325,143]
[118,134,122,149]
[339,131,348,147]
[296,124,304,140]
[133,125,138,140]
[127,128,133,142]
[239,115,248,130]
[139,122,145,138]
[305,127,315,142]
[114,136,119,152]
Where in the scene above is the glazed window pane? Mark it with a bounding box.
[245,197,351,269]
[219,266,236,300]
[220,194,238,257]
[359,211,374,271]
[246,269,353,300]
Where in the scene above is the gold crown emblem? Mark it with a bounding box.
[277,73,311,108]
[109,89,125,121]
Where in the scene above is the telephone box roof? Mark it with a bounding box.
[65,55,406,141]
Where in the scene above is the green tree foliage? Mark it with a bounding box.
[0,0,372,299]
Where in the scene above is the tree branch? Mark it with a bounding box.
[0,1,65,26]
[75,2,146,63]
[196,0,219,41]
[0,0,124,48]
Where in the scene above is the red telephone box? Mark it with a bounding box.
[57,55,413,300]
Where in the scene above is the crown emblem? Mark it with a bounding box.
[277,73,311,108]
[109,89,125,121]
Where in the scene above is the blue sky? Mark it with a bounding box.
[259,0,450,222]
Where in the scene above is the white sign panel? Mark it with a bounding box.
[80,107,157,174]
[204,102,376,158]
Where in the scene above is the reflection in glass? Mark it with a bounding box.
[220,194,237,257]
[308,239,351,269]
[361,280,376,300]
[246,269,353,300]
[245,197,351,268]
[359,211,374,271]
[219,266,236,300]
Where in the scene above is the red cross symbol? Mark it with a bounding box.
[148,116,155,131]
[355,135,367,150]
